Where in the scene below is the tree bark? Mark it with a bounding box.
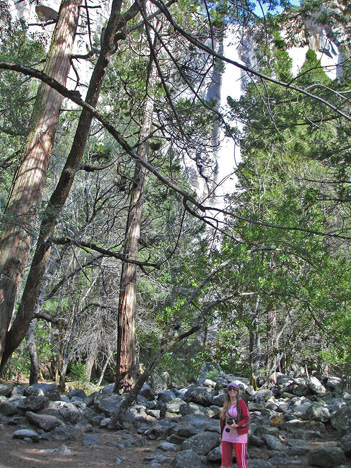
[0,0,81,364]
[115,46,158,394]
[0,0,141,372]
[27,319,39,385]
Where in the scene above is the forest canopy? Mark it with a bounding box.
[0,0,351,396]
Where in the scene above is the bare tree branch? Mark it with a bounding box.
[52,236,160,268]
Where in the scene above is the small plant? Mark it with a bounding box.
[69,362,88,383]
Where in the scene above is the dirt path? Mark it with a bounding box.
[0,424,162,468]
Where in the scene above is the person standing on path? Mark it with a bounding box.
[219,382,250,468]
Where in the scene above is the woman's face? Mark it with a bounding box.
[228,387,238,396]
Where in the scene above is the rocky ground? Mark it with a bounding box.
[1,374,351,468]
[0,421,341,468]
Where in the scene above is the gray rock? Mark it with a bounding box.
[285,418,325,433]
[248,461,273,468]
[212,393,225,407]
[172,423,198,439]
[149,454,173,465]
[293,382,310,396]
[173,449,207,468]
[157,390,177,403]
[165,398,186,413]
[183,386,214,407]
[100,417,111,427]
[82,406,103,425]
[93,393,123,417]
[0,384,13,398]
[39,444,72,455]
[341,433,351,456]
[308,445,346,467]
[255,389,273,402]
[202,379,216,388]
[178,413,219,433]
[13,428,39,442]
[157,441,178,451]
[83,434,100,446]
[31,383,61,401]
[288,438,309,449]
[68,388,87,400]
[100,384,114,394]
[250,434,265,447]
[287,445,310,457]
[144,419,176,439]
[288,398,313,418]
[331,404,351,435]
[49,425,79,441]
[290,428,323,440]
[181,431,219,455]
[307,377,326,395]
[140,384,155,401]
[326,376,342,391]
[305,403,330,423]
[23,386,44,397]
[0,400,22,416]
[147,409,161,419]
[262,434,285,451]
[269,456,293,465]
[25,411,63,431]
[183,402,206,415]
[56,401,81,424]
[17,396,49,412]
[277,374,294,387]
[206,444,221,462]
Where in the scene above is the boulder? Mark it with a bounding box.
[262,434,285,451]
[17,396,49,412]
[305,403,330,423]
[68,388,87,400]
[31,383,61,401]
[183,386,214,407]
[307,377,326,395]
[140,384,155,401]
[25,411,63,431]
[341,433,351,456]
[330,404,351,435]
[93,393,123,417]
[0,383,14,398]
[307,445,346,467]
[13,428,40,442]
[0,400,22,416]
[173,449,207,468]
[181,431,219,455]
[157,389,177,403]
[49,425,79,441]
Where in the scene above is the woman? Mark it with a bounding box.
[220,382,250,468]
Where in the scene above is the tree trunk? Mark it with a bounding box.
[84,338,98,381]
[266,307,277,384]
[0,0,141,372]
[0,0,81,364]
[115,52,157,393]
[97,352,113,386]
[27,319,39,385]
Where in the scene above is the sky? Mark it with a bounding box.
[254,0,302,17]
